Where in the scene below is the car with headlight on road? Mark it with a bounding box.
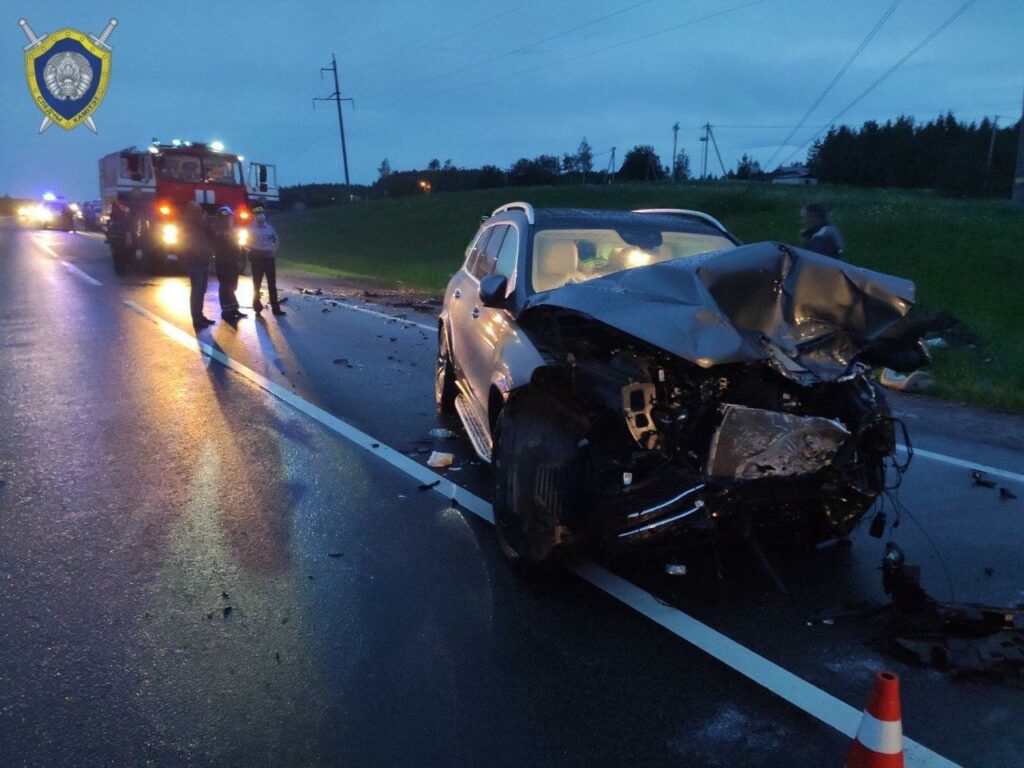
[437,202,928,569]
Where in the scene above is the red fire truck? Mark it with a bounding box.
[99,140,278,274]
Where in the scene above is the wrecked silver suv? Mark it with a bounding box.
[437,202,924,567]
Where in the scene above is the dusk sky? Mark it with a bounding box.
[2,0,1020,201]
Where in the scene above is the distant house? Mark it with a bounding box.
[771,163,817,185]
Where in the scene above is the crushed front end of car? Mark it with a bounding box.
[517,241,923,549]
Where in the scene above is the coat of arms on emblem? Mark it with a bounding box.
[19,18,117,133]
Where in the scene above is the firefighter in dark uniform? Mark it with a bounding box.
[212,206,247,323]
[181,201,215,329]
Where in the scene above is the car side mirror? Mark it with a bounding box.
[479,274,508,307]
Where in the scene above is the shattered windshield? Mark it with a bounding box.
[531,227,735,293]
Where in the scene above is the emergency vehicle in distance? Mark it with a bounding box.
[99,139,278,274]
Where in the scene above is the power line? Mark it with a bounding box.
[367,0,661,101]
[780,0,978,166]
[371,0,768,108]
[346,3,532,76]
[765,0,900,169]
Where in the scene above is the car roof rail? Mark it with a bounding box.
[632,208,728,234]
[492,201,535,224]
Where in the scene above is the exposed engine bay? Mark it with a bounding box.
[521,310,898,545]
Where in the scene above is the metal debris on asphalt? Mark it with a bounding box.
[328,552,343,558]
[999,487,1018,500]
[418,480,441,491]
[429,428,457,439]
[972,470,997,488]
[664,564,688,576]
[881,542,1024,683]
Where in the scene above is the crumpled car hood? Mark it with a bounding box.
[520,241,915,381]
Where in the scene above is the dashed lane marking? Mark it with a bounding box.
[122,297,960,768]
[292,291,436,332]
[61,261,102,286]
[32,235,103,286]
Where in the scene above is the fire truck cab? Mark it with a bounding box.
[99,140,278,274]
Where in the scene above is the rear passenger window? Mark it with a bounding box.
[494,226,519,281]
[472,225,507,279]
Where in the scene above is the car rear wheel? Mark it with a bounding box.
[492,389,587,569]
[435,328,457,415]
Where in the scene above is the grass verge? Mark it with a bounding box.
[273,182,1024,413]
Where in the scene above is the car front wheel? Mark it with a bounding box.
[492,389,588,569]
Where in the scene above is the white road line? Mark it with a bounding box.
[288,289,436,332]
[298,300,1022,485]
[32,236,61,259]
[61,261,102,286]
[122,297,959,768]
[897,445,1024,485]
[32,235,103,286]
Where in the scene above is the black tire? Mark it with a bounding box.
[492,389,588,569]
[435,327,457,414]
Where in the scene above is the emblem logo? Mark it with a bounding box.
[18,18,117,133]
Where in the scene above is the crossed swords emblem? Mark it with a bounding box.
[19,17,117,134]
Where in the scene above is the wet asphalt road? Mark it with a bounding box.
[1,219,1023,767]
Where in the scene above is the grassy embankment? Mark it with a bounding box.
[274,183,1023,413]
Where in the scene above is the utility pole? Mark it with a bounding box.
[708,125,728,178]
[984,115,1001,194]
[607,147,617,182]
[700,123,709,180]
[314,54,354,202]
[1013,82,1024,207]
[671,122,680,183]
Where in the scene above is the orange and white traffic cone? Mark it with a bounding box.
[846,671,904,768]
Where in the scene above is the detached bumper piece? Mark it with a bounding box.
[705,404,850,482]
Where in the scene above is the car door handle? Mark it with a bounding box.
[453,289,461,300]
[471,307,481,319]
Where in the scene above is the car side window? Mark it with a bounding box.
[494,226,519,281]
[465,228,493,275]
[472,225,507,279]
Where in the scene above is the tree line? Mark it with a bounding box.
[279,113,1021,207]
[807,113,1020,197]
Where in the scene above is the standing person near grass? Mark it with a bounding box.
[799,202,845,260]
[248,206,285,316]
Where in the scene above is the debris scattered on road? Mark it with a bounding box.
[419,479,441,491]
[881,542,1024,683]
[298,287,323,296]
[327,552,343,558]
[984,567,995,577]
[322,308,330,313]
[333,358,350,366]
[664,563,688,576]
[278,296,289,304]
[879,368,935,393]
[327,300,339,307]
[429,428,457,439]
[371,442,379,448]
[427,451,455,469]
[221,591,229,600]
[223,606,232,618]
[274,651,281,664]
[389,337,397,342]
[1000,487,1018,500]
[972,470,997,489]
